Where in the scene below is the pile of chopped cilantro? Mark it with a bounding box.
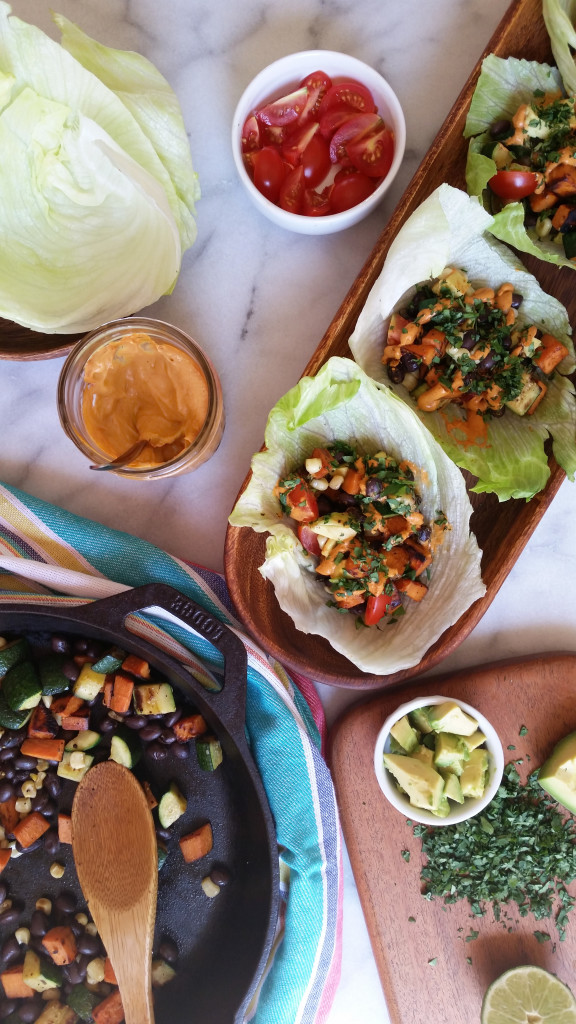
[413,763,576,940]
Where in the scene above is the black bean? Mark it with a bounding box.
[0,907,21,928]
[0,883,7,906]
[62,659,79,682]
[31,790,48,812]
[76,932,101,957]
[417,525,432,543]
[5,729,26,749]
[477,352,496,374]
[461,331,476,350]
[0,999,16,1019]
[400,351,419,373]
[365,478,383,499]
[73,638,89,654]
[54,892,76,917]
[17,997,42,1022]
[510,291,523,309]
[50,636,70,655]
[15,839,43,855]
[210,865,232,887]
[146,742,168,762]
[140,723,162,742]
[157,937,178,964]
[70,920,84,939]
[43,774,62,800]
[0,781,14,802]
[0,936,20,965]
[14,755,37,772]
[44,830,60,857]
[30,910,49,938]
[64,961,84,985]
[84,642,102,660]
[159,729,176,745]
[172,743,189,760]
[386,363,405,385]
[99,716,117,734]
[163,709,182,728]
[124,715,147,731]
[156,827,171,842]
[489,118,512,139]
[0,748,14,763]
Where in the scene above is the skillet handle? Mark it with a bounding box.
[71,583,248,736]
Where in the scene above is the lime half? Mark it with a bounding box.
[482,966,576,1024]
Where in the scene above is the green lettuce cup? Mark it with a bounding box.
[464,52,576,269]
[543,0,576,95]
[348,184,576,501]
[229,356,485,677]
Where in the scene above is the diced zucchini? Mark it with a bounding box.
[73,664,106,702]
[505,373,545,416]
[57,750,94,783]
[64,730,101,752]
[110,725,142,768]
[151,959,176,987]
[23,948,62,991]
[196,735,223,771]
[66,984,100,1021]
[3,661,42,711]
[563,229,576,260]
[158,782,187,828]
[133,683,175,716]
[39,654,72,696]
[157,840,168,870]
[34,1003,77,1024]
[91,647,126,674]
[0,637,29,677]
[0,690,32,729]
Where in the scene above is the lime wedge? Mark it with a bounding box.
[482,966,576,1024]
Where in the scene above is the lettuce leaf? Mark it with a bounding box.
[229,356,485,676]
[463,53,576,269]
[348,184,576,501]
[0,3,199,333]
[543,0,576,96]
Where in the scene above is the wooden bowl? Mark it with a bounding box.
[0,318,81,360]
[224,0,572,690]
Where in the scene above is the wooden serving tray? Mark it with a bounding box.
[224,0,574,689]
[328,653,576,1024]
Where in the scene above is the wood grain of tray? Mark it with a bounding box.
[225,0,574,689]
[328,653,576,1024]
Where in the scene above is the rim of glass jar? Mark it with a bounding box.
[57,317,224,480]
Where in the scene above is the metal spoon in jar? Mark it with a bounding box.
[89,439,148,471]
[72,760,158,1024]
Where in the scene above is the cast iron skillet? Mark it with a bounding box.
[0,582,280,1024]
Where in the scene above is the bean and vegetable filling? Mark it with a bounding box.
[382,266,568,420]
[484,91,576,259]
[275,443,449,628]
[0,630,230,1023]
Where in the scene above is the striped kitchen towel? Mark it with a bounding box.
[0,481,343,1024]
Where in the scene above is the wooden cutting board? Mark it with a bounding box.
[328,654,576,1024]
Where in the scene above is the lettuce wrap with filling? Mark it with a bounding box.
[229,356,485,676]
[464,52,576,269]
[348,184,576,501]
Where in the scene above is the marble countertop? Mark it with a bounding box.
[2,0,576,1021]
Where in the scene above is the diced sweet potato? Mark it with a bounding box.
[0,795,19,834]
[92,989,124,1024]
[50,695,84,720]
[12,811,50,849]
[60,712,90,732]
[42,926,77,966]
[57,813,72,845]
[179,822,213,863]
[121,655,150,679]
[103,957,118,985]
[173,714,207,742]
[0,963,33,998]
[20,738,65,763]
[27,703,59,740]
[141,780,158,810]
[102,673,134,714]
[0,849,11,874]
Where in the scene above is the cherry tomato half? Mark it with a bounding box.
[319,79,377,118]
[241,115,261,154]
[282,121,319,168]
[302,187,332,216]
[364,588,401,627]
[488,169,538,202]
[252,146,287,203]
[330,170,376,212]
[297,523,322,558]
[299,70,332,120]
[286,481,319,522]
[301,134,331,187]
[346,123,394,178]
[279,165,304,214]
[256,86,309,127]
[329,112,382,164]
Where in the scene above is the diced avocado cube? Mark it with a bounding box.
[426,701,478,736]
[538,730,576,813]
[389,715,419,754]
[383,753,445,812]
[408,707,433,735]
[433,795,452,818]
[462,730,487,752]
[433,733,471,773]
[460,748,489,798]
[411,744,435,767]
[442,772,464,804]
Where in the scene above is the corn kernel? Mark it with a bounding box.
[75,912,88,926]
[86,958,105,985]
[21,781,36,799]
[69,751,85,770]
[36,759,50,771]
[311,478,329,491]
[49,862,65,879]
[85,922,98,937]
[41,695,53,708]
[15,927,30,945]
[304,457,323,475]
[15,798,31,815]
[36,898,52,915]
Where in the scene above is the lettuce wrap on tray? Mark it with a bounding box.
[464,51,576,269]
[348,184,576,501]
[229,356,485,677]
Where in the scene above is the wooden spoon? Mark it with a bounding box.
[71,760,158,1024]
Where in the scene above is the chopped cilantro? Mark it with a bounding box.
[401,850,411,862]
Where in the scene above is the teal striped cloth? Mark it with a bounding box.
[0,482,343,1024]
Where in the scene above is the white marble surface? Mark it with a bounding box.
[2,1,575,1021]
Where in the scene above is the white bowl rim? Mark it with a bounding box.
[373,693,505,826]
[231,49,406,234]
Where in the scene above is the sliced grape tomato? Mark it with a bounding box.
[278,165,304,214]
[282,121,319,168]
[301,133,331,187]
[330,170,376,212]
[241,114,261,153]
[298,70,332,120]
[488,169,538,202]
[252,146,287,202]
[256,86,309,127]
[297,523,322,558]
[319,79,377,117]
[329,112,382,164]
[302,186,331,216]
[346,124,394,178]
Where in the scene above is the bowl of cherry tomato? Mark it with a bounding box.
[232,50,406,234]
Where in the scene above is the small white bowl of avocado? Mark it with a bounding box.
[374,694,505,826]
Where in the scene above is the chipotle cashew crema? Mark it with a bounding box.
[81,332,210,467]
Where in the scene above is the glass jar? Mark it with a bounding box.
[57,317,225,480]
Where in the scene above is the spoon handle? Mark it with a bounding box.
[100,905,155,1024]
